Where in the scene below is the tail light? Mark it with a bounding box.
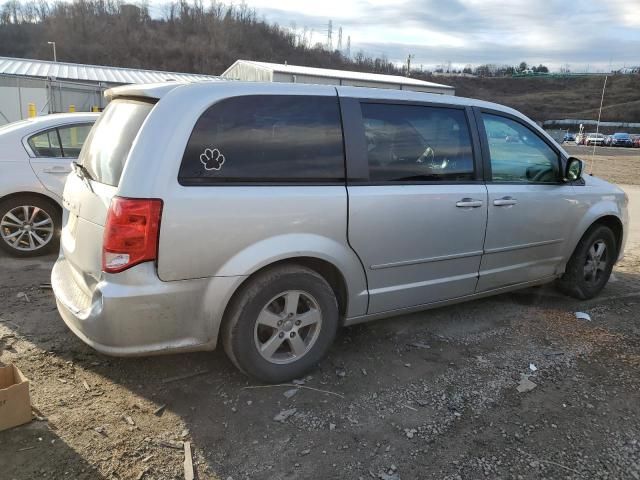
[102,197,163,273]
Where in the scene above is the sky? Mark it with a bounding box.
[240,0,640,72]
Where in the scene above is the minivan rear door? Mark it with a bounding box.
[341,94,488,314]
[60,99,155,285]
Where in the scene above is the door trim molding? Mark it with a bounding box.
[370,249,483,270]
[483,238,564,254]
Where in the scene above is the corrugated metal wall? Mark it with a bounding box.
[233,65,454,94]
[0,75,109,125]
[223,63,273,82]
[273,72,339,85]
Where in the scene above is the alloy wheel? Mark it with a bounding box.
[0,205,54,252]
[583,240,607,284]
[254,290,323,365]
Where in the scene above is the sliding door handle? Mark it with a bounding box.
[456,198,483,208]
[493,196,517,206]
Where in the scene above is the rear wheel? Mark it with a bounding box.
[557,225,616,300]
[0,195,61,257]
[222,265,339,383]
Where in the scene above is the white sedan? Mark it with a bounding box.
[0,113,98,256]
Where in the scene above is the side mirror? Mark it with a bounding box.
[565,157,584,182]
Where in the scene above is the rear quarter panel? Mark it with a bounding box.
[156,185,368,317]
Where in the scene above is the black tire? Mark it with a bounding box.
[221,265,339,383]
[0,195,61,257]
[556,225,617,300]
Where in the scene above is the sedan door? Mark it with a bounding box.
[27,124,93,199]
[343,98,488,314]
[475,110,579,292]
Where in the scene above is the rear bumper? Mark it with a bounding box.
[52,256,241,356]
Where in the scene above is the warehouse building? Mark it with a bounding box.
[221,60,455,95]
[0,56,217,125]
[1,56,454,125]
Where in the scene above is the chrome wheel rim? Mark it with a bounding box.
[254,290,323,365]
[0,205,54,252]
[583,240,607,284]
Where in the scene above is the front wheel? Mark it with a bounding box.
[221,265,339,383]
[557,225,617,300]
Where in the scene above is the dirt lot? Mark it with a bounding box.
[1,179,639,479]
[564,145,640,186]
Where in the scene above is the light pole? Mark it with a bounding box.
[47,41,57,62]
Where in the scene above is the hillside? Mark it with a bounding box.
[1,0,638,123]
[0,1,378,77]
[438,75,640,123]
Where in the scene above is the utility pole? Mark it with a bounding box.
[327,20,333,50]
[406,54,414,76]
[47,41,57,62]
[337,26,343,52]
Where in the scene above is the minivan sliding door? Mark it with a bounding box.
[341,97,488,314]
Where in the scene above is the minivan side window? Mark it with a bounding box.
[28,128,62,157]
[360,103,474,182]
[179,95,345,184]
[482,113,560,183]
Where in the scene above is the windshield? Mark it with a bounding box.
[613,133,630,139]
[79,99,154,186]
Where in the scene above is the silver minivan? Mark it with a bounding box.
[52,81,628,382]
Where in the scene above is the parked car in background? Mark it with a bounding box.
[609,132,633,147]
[51,81,628,383]
[563,132,575,142]
[0,113,98,256]
[603,135,612,147]
[585,133,606,146]
[575,133,587,145]
[630,134,640,148]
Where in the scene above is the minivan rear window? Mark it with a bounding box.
[79,99,154,186]
[179,95,345,184]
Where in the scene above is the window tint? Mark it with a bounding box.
[482,114,560,183]
[28,129,62,157]
[80,99,154,186]
[179,95,344,183]
[360,103,474,182]
[57,124,93,158]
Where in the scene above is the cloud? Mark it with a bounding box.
[247,0,640,70]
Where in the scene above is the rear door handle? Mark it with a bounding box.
[456,198,483,208]
[493,196,517,206]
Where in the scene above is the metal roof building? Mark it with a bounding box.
[0,56,218,125]
[221,60,455,95]
[0,56,216,84]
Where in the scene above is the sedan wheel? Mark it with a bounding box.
[1,205,54,252]
[0,196,61,257]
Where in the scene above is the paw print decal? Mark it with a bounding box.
[200,148,226,171]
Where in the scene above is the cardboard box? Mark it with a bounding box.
[0,364,32,431]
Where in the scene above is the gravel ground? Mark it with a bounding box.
[0,182,639,480]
